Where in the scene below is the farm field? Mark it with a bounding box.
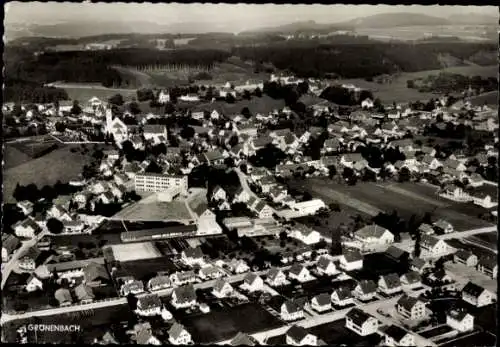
[439,331,496,347]
[180,303,283,343]
[3,144,94,203]
[299,179,493,231]
[337,64,497,104]
[109,242,162,262]
[468,90,498,106]
[467,232,498,248]
[4,144,34,169]
[48,82,137,102]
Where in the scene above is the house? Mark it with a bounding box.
[230,332,258,346]
[242,273,264,292]
[396,295,426,320]
[251,201,274,219]
[202,150,225,165]
[443,158,467,172]
[228,259,250,274]
[417,223,435,235]
[198,265,224,280]
[2,234,20,262]
[181,247,205,266]
[385,246,410,263]
[211,185,227,201]
[322,138,341,153]
[13,218,41,238]
[440,184,471,202]
[432,220,454,234]
[331,286,355,307]
[170,270,197,286]
[281,300,305,321]
[470,191,498,209]
[421,155,442,170]
[288,264,313,283]
[83,262,110,287]
[232,187,251,203]
[339,249,363,271]
[74,283,95,304]
[25,274,44,292]
[120,279,144,296]
[420,235,450,257]
[316,256,338,276]
[446,309,474,332]
[133,322,161,345]
[354,224,394,245]
[461,282,495,307]
[310,293,332,312]
[18,246,41,271]
[143,124,168,143]
[212,279,233,298]
[468,173,484,187]
[340,153,365,168]
[345,308,379,336]
[410,258,432,274]
[290,224,322,245]
[361,98,374,109]
[266,267,288,287]
[286,325,318,346]
[54,287,73,306]
[147,275,171,291]
[378,273,402,295]
[400,271,422,290]
[168,323,192,345]
[136,294,162,316]
[171,284,197,309]
[16,201,34,215]
[477,257,497,278]
[353,280,377,301]
[454,250,478,267]
[63,220,85,233]
[384,325,415,347]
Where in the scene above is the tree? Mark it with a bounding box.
[241,107,251,119]
[126,293,138,310]
[128,101,141,115]
[225,93,236,103]
[47,218,64,234]
[406,80,415,89]
[254,87,262,97]
[70,100,82,115]
[243,90,251,100]
[136,88,155,102]
[180,126,195,139]
[108,94,124,106]
[328,165,337,178]
[145,161,163,174]
[398,167,411,182]
[55,122,66,133]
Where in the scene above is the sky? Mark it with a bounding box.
[5,2,497,30]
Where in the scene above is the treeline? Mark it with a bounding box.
[4,78,69,103]
[320,85,374,106]
[233,42,496,79]
[408,73,498,94]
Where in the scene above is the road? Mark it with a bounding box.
[1,231,48,290]
[1,260,314,325]
[217,287,433,346]
[235,168,278,215]
[437,226,498,241]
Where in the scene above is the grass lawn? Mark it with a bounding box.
[3,144,94,203]
[4,144,39,169]
[61,86,137,103]
[180,303,283,343]
[2,304,134,344]
[117,256,178,282]
[308,319,383,346]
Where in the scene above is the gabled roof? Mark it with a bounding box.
[342,153,364,163]
[454,249,476,261]
[357,279,377,294]
[214,279,231,292]
[75,283,95,301]
[244,272,261,285]
[477,256,497,270]
[172,284,196,303]
[420,234,442,248]
[462,281,486,297]
[183,246,204,259]
[267,267,285,281]
[2,234,20,253]
[380,273,401,288]
[346,308,373,326]
[83,262,110,282]
[312,293,331,306]
[286,325,310,343]
[355,224,391,239]
[342,249,363,263]
[317,256,334,271]
[138,294,162,309]
[144,124,166,134]
[397,295,422,311]
[401,271,421,284]
[283,299,302,313]
[384,325,409,342]
[289,263,306,276]
[168,323,187,340]
[54,287,72,304]
[447,309,471,322]
[148,275,171,288]
[385,245,409,260]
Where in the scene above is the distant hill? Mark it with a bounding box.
[343,12,450,28]
[447,13,498,25]
[241,20,352,35]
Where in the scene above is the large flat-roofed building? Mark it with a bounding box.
[134,173,188,193]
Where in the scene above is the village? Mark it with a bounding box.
[2,65,498,346]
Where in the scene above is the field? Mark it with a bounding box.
[4,144,34,169]
[298,179,493,231]
[180,303,283,343]
[308,319,383,346]
[337,64,497,104]
[469,90,498,106]
[3,144,94,203]
[111,200,193,222]
[48,82,137,102]
[202,95,286,117]
[2,304,134,344]
[117,256,178,281]
[109,242,162,262]
[467,232,498,249]
[196,60,268,86]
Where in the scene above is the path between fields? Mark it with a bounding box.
[376,183,448,208]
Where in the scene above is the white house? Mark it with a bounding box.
[400,271,422,290]
[288,264,314,283]
[446,309,474,332]
[384,325,415,347]
[13,218,41,238]
[241,273,264,292]
[286,325,318,346]
[25,274,44,292]
[339,250,363,271]
[345,308,379,336]
[211,185,227,201]
[396,295,426,320]
[420,235,451,257]
[331,286,355,307]
[281,300,304,321]
[310,293,332,312]
[181,247,205,266]
[354,224,394,246]
[462,282,495,307]
[171,285,197,309]
[16,201,34,215]
[290,225,322,245]
[228,259,250,274]
[432,220,454,234]
[378,273,402,296]
[361,98,374,109]
[477,257,497,279]
[212,279,233,298]
[147,275,172,292]
[266,267,288,287]
[454,250,478,267]
[353,280,377,301]
[168,323,192,345]
[135,294,162,316]
[316,256,338,276]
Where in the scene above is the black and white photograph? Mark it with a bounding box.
[2,2,498,346]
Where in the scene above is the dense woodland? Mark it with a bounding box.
[408,72,498,94]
